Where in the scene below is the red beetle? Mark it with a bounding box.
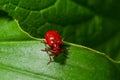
[42,30,64,64]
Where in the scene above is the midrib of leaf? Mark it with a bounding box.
[65,41,120,63]
[1,39,120,63]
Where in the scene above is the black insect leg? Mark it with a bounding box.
[47,52,54,64]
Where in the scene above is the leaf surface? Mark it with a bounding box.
[0,14,120,80]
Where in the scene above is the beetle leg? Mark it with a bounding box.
[47,52,54,64]
[45,47,51,51]
[49,52,55,56]
[49,50,55,53]
[41,47,51,51]
[47,56,52,64]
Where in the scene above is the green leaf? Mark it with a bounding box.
[0,11,32,41]
[0,0,120,79]
[0,0,120,59]
[0,0,93,37]
[0,11,120,80]
[0,41,120,80]
[72,0,120,19]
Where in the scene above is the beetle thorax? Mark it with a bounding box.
[53,44,60,52]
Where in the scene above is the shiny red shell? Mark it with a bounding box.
[45,30,63,47]
[44,30,63,57]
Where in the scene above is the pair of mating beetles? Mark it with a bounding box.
[42,30,64,64]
